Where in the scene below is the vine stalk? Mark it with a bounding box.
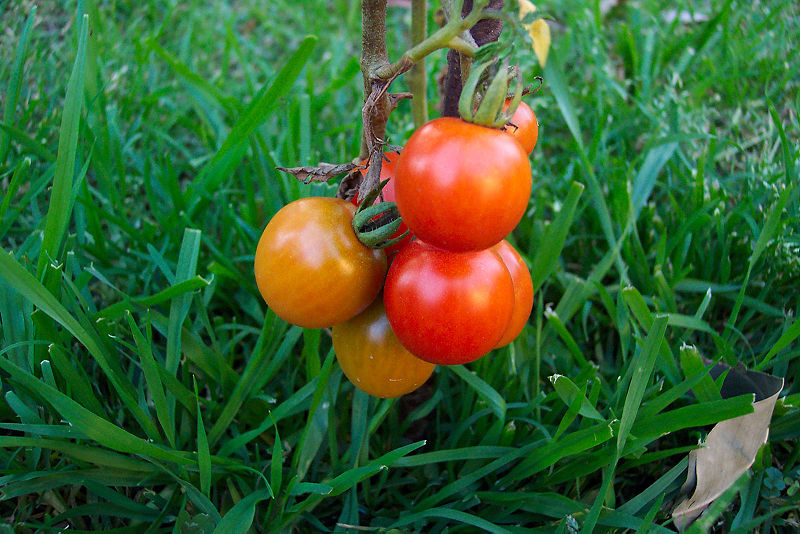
[408,0,428,128]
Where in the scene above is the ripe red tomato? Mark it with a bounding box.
[333,297,435,398]
[503,101,538,155]
[351,151,412,257]
[395,117,532,252]
[254,197,387,328]
[383,239,515,365]
[492,240,534,348]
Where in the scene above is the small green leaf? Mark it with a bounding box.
[451,365,506,421]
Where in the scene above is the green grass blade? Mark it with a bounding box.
[292,347,337,481]
[394,446,515,467]
[47,344,107,418]
[0,248,159,439]
[96,276,210,320]
[550,375,604,421]
[207,325,301,447]
[194,379,211,498]
[0,6,37,165]
[213,489,271,534]
[184,35,318,215]
[126,311,173,446]
[632,395,755,438]
[757,316,800,370]
[679,345,722,403]
[0,355,191,466]
[618,457,688,515]
[618,315,668,451]
[36,15,88,279]
[631,143,678,219]
[530,181,584,292]
[0,437,155,472]
[451,364,506,421]
[0,157,30,222]
[390,507,513,533]
[165,228,201,374]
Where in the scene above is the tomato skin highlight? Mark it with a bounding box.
[333,297,435,398]
[254,197,387,328]
[383,240,515,365]
[351,151,412,257]
[503,101,539,155]
[492,240,534,348]
[395,117,532,252]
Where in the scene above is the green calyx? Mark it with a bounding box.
[352,179,409,249]
[458,59,524,129]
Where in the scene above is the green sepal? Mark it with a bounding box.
[353,202,406,249]
[458,61,493,123]
[352,178,407,249]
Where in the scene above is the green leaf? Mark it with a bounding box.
[208,325,300,446]
[631,143,678,218]
[0,248,159,440]
[166,228,202,374]
[633,395,755,438]
[451,364,506,421]
[757,315,800,370]
[47,344,107,419]
[194,379,211,498]
[0,355,191,466]
[126,312,173,446]
[184,35,318,215]
[530,181,584,291]
[390,507,513,533]
[394,446,515,467]
[618,315,668,450]
[37,15,89,279]
[679,345,721,403]
[0,6,37,165]
[550,375,604,421]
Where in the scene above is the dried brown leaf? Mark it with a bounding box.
[672,365,784,531]
[276,162,361,184]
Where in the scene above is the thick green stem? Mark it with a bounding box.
[408,0,428,128]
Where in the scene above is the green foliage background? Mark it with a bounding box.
[0,0,799,531]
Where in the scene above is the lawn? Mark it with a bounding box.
[1,0,799,532]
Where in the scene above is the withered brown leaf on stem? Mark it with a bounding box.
[276,162,362,184]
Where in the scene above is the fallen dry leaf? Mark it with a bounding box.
[672,364,784,531]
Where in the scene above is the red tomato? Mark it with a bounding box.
[351,151,412,257]
[503,101,539,155]
[383,239,515,365]
[333,297,435,398]
[492,240,534,348]
[254,197,386,328]
[395,117,532,252]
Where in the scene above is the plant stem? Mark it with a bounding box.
[360,0,391,159]
[374,0,488,81]
[442,0,505,117]
[409,0,428,128]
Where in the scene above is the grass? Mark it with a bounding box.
[1,0,799,531]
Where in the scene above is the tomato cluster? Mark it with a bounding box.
[254,101,538,397]
[384,111,535,365]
